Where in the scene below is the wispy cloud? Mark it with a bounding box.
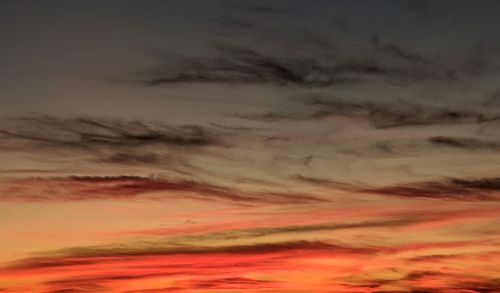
[0,175,323,205]
[361,177,500,201]
[133,11,499,92]
[238,95,500,128]
[0,116,232,175]
[1,240,374,292]
[429,136,500,151]
[296,174,500,201]
[0,117,219,150]
[137,40,458,88]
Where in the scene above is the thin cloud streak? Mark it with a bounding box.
[0,175,324,205]
[296,174,500,201]
[0,117,219,150]
[238,96,500,128]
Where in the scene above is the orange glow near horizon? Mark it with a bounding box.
[1,194,499,292]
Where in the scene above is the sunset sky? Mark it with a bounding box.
[1,1,500,292]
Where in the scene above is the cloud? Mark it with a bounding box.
[451,280,500,293]
[91,277,275,292]
[429,136,500,151]
[406,254,461,262]
[139,44,343,87]
[13,204,492,269]
[2,3,500,293]
[361,177,500,201]
[150,277,275,291]
[0,117,219,150]
[1,240,374,292]
[396,270,500,293]
[0,175,247,202]
[0,116,232,175]
[4,241,358,271]
[44,284,107,293]
[295,174,500,201]
[135,24,464,89]
[0,175,324,205]
[5,237,498,292]
[238,96,500,128]
[133,7,500,92]
[450,177,500,190]
[153,219,423,245]
[138,42,455,88]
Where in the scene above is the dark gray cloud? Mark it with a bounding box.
[239,96,500,128]
[296,174,500,201]
[429,136,500,151]
[361,177,500,201]
[135,15,471,89]
[450,178,500,190]
[138,41,459,88]
[139,44,344,87]
[0,117,218,150]
[0,116,227,174]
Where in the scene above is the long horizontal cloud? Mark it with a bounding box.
[239,95,500,128]
[0,175,323,204]
[3,240,359,270]
[0,240,375,292]
[9,173,500,203]
[296,174,500,201]
[429,136,500,151]
[361,177,500,201]
[137,218,423,245]
[0,117,219,150]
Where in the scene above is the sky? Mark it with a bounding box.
[1,0,500,292]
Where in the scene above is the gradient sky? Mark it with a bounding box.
[1,1,500,292]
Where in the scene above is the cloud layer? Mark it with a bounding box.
[2,1,500,292]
